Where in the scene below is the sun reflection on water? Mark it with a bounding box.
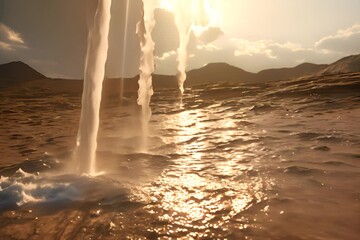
[134,105,273,238]
[138,169,269,238]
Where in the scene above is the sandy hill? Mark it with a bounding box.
[319,54,360,75]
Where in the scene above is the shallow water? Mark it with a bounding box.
[1,73,360,239]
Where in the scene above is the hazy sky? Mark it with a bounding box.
[0,0,359,78]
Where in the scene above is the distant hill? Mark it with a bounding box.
[184,62,328,86]
[180,54,359,85]
[153,74,178,89]
[186,62,255,85]
[254,63,327,82]
[319,54,360,75]
[0,61,45,85]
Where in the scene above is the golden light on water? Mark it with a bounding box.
[141,170,267,237]
[135,106,273,237]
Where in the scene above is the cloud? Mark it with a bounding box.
[154,36,317,74]
[0,23,26,51]
[184,35,347,74]
[154,23,360,74]
[152,9,224,57]
[155,50,176,61]
[0,41,12,51]
[230,38,306,60]
[231,39,276,59]
[315,23,360,54]
[198,27,224,44]
[197,43,221,52]
[152,9,179,57]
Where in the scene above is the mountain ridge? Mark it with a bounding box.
[1,54,359,92]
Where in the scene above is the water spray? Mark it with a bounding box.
[137,0,156,152]
[173,1,193,94]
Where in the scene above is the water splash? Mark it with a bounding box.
[74,0,112,174]
[0,169,128,210]
[0,169,78,209]
[137,0,156,152]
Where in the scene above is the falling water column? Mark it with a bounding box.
[174,1,192,94]
[74,0,112,174]
[137,0,156,152]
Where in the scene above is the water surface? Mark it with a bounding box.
[1,73,360,239]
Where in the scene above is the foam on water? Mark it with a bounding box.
[0,168,130,211]
[0,169,79,209]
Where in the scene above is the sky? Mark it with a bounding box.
[0,0,359,79]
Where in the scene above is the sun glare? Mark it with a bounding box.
[159,0,175,12]
[159,0,223,36]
